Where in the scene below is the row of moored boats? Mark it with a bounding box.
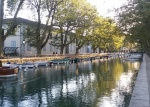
[0,57,90,77]
[0,53,143,77]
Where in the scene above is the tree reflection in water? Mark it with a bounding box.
[0,58,140,107]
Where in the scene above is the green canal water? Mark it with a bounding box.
[0,58,141,107]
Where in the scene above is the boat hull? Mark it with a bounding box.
[49,59,70,64]
[0,68,18,77]
[125,58,140,61]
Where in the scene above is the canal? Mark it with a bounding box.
[0,58,141,107]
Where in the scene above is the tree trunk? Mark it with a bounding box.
[37,46,42,56]
[99,48,101,53]
[0,0,4,58]
[76,48,79,55]
[36,1,41,56]
[0,40,3,58]
[60,46,64,55]
[93,48,96,53]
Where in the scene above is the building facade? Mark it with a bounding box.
[3,18,95,56]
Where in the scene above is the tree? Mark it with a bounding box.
[0,0,25,58]
[0,0,4,58]
[51,0,83,54]
[25,0,62,56]
[74,0,98,54]
[117,0,150,52]
[89,16,104,52]
[88,16,124,52]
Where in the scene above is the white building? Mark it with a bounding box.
[3,18,94,56]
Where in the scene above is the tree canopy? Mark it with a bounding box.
[117,0,150,52]
[0,0,126,57]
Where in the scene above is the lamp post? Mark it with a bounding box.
[22,40,25,44]
[20,40,25,64]
[18,24,22,58]
[19,24,25,63]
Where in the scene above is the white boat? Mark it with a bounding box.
[124,53,142,61]
[21,62,38,69]
[34,61,49,67]
[2,63,20,69]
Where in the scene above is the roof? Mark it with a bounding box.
[3,18,36,25]
[3,18,75,35]
[3,18,47,28]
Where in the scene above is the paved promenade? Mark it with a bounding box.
[129,54,150,107]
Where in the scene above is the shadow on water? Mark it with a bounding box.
[0,58,141,107]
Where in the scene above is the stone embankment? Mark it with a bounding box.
[0,53,107,64]
[129,54,150,107]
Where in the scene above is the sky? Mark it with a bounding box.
[4,0,128,21]
[86,0,128,19]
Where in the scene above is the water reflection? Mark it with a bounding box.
[0,58,140,107]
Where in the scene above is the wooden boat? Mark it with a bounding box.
[2,63,20,68]
[0,61,18,77]
[0,67,18,77]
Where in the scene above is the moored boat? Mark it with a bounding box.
[124,53,142,61]
[34,61,49,67]
[73,58,82,63]
[49,58,71,64]
[0,67,18,77]
[21,62,38,69]
[0,61,19,77]
[2,63,20,69]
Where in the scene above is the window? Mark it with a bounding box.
[11,41,16,47]
[27,43,31,51]
[43,45,46,51]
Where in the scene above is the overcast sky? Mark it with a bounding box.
[86,0,128,18]
[4,0,128,21]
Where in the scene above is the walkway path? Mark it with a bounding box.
[129,54,150,107]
